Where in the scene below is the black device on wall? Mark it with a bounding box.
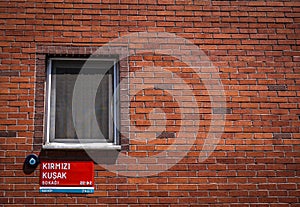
[24,154,39,169]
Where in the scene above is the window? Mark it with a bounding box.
[44,57,120,150]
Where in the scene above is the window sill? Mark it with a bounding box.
[42,142,121,150]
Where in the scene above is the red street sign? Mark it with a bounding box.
[40,161,94,187]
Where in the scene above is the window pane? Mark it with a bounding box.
[50,60,114,142]
[54,67,78,139]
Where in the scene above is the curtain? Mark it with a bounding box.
[51,66,112,142]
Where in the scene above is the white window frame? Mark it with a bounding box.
[43,57,121,150]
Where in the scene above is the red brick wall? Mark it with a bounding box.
[1,0,299,206]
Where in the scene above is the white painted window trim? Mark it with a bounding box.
[43,57,120,150]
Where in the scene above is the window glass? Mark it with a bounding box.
[47,58,117,144]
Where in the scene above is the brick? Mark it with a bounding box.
[273,133,292,139]
[156,131,175,138]
[0,131,16,137]
[268,85,287,91]
[213,108,232,114]
[0,0,300,206]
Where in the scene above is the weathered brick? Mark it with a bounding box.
[268,85,287,91]
[273,133,292,139]
[156,131,175,138]
[0,130,17,137]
